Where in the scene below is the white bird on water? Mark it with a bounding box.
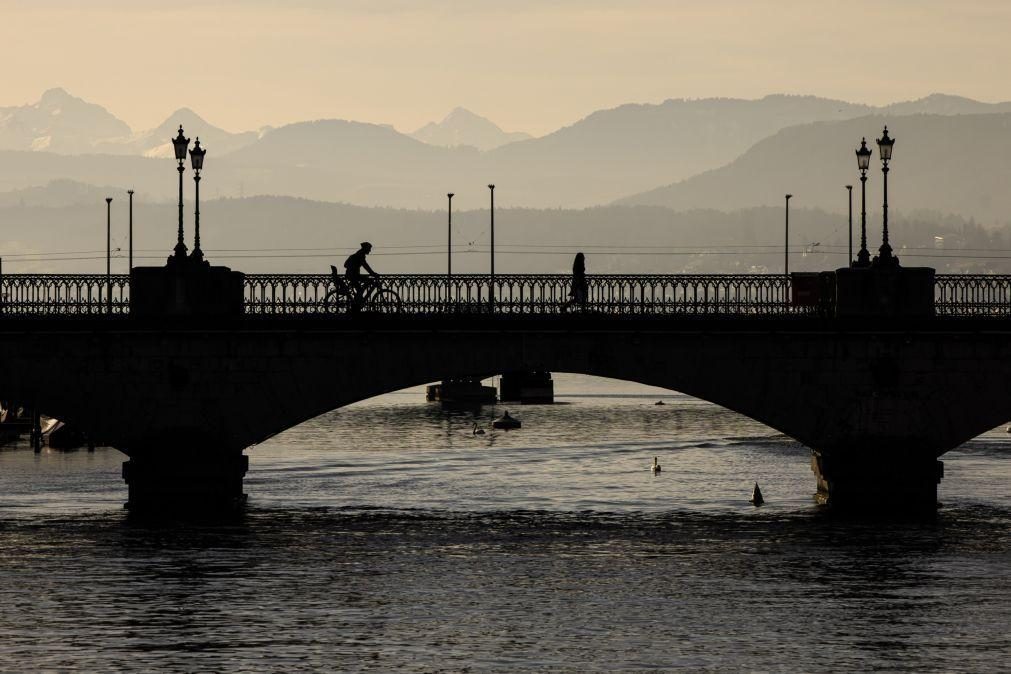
[651,456,661,474]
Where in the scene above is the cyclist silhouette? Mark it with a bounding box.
[344,242,379,303]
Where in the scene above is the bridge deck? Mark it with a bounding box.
[0,272,1008,318]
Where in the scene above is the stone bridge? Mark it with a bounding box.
[1,269,1010,512]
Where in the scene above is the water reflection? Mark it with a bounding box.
[0,505,1008,671]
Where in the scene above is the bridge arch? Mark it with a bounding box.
[4,320,1011,510]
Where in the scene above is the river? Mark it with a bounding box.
[0,374,1008,671]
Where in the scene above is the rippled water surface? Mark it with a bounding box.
[0,375,1009,671]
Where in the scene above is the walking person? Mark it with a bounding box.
[567,252,588,310]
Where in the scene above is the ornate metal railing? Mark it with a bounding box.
[0,273,130,316]
[1,272,1011,318]
[934,274,1011,317]
[243,273,801,316]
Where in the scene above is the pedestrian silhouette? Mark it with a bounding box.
[567,252,588,310]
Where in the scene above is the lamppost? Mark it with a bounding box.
[447,193,454,281]
[855,138,872,267]
[128,189,134,271]
[105,197,113,313]
[876,126,896,266]
[488,184,495,310]
[190,137,206,263]
[171,126,190,262]
[846,185,853,266]
[784,194,792,276]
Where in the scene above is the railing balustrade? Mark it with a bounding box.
[0,273,129,316]
[0,272,1008,318]
[934,274,1011,317]
[243,273,802,317]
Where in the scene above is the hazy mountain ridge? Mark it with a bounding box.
[411,107,531,150]
[615,112,1011,225]
[2,89,1011,211]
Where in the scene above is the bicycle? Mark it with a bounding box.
[321,266,403,314]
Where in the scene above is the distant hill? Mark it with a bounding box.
[214,119,480,206]
[0,88,131,153]
[882,93,1011,116]
[0,179,154,208]
[411,107,531,150]
[0,194,1004,276]
[615,112,1011,225]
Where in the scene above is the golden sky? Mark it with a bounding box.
[3,0,1009,135]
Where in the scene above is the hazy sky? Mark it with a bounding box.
[3,0,1011,135]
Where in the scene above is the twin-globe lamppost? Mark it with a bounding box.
[853,126,895,268]
[170,125,208,265]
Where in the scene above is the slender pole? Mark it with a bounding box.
[174,161,187,259]
[784,194,792,276]
[128,189,134,272]
[105,197,112,313]
[193,171,202,261]
[846,185,853,266]
[857,170,870,266]
[488,184,495,310]
[447,193,454,281]
[880,160,892,261]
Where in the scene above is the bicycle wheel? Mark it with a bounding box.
[369,289,403,314]
[319,287,352,315]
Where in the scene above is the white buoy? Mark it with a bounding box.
[750,482,764,506]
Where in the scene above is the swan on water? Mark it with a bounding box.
[472,422,486,436]
[651,456,661,473]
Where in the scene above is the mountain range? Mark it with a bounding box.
[2,89,1011,219]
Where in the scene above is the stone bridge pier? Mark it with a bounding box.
[1,316,1009,513]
